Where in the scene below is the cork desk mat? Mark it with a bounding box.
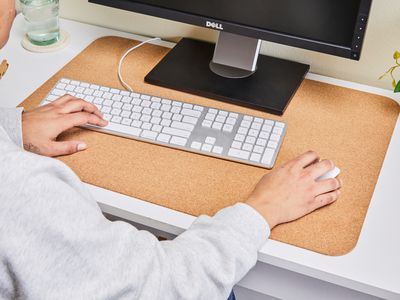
[20,37,399,256]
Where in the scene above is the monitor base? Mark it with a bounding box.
[145,38,310,115]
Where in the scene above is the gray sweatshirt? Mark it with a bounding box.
[0,107,269,300]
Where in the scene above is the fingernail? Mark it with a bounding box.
[77,143,87,151]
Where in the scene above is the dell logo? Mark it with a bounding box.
[206,21,224,30]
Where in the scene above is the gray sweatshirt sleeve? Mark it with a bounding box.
[0,112,270,300]
[0,107,24,148]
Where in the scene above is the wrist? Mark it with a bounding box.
[245,197,280,229]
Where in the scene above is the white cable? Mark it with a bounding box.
[118,37,161,92]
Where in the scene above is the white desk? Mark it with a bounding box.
[2,15,399,300]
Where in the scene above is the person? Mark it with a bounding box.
[0,2,342,299]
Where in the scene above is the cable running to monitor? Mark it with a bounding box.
[118,37,161,92]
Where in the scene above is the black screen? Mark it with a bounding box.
[131,0,361,47]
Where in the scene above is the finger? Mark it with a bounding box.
[290,151,320,169]
[61,111,108,132]
[308,159,335,179]
[46,141,88,157]
[314,178,342,195]
[59,99,103,118]
[312,190,341,211]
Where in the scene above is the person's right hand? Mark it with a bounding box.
[22,95,108,157]
[245,151,342,229]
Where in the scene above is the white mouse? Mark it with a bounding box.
[317,166,341,181]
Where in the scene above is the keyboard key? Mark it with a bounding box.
[150,117,161,125]
[191,141,202,150]
[141,130,158,140]
[121,91,130,96]
[111,108,121,116]
[262,148,275,165]
[141,94,151,100]
[216,115,226,123]
[201,144,212,152]
[253,145,264,154]
[152,125,162,133]
[245,136,256,144]
[170,136,187,146]
[205,137,216,145]
[251,123,262,130]
[248,129,259,137]
[209,108,218,114]
[161,119,171,127]
[229,112,239,119]
[121,110,131,118]
[152,110,163,117]
[270,134,281,142]
[140,115,151,122]
[202,120,212,128]
[182,116,198,125]
[161,104,171,111]
[219,110,228,116]
[162,127,191,138]
[212,146,224,155]
[171,106,181,114]
[267,141,278,149]
[112,94,122,101]
[183,103,193,109]
[111,116,122,123]
[243,116,253,121]
[273,127,284,135]
[235,134,245,142]
[228,148,250,160]
[256,138,267,147]
[106,122,141,137]
[112,102,123,109]
[172,114,182,122]
[264,120,274,126]
[275,122,285,128]
[250,153,261,163]
[181,108,201,118]
[171,121,194,132]
[243,143,253,152]
[259,132,270,139]
[194,105,203,111]
[226,117,237,125]
[141,122,152,130]
[205,113,216,121]
[212,122,223,130]
[121,118,132,126]
[131,120,142,128]
[232,141,242,149]
[241,120,251,128]
[157,133,171,143]
[142,100,151,107]
[223,124,233,133]
[238,127,248,135]
[162,99,172,105]
[262,125,273,132]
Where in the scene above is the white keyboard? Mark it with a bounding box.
[41,78,287,169]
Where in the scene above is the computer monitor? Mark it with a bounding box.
[89,0,372,115]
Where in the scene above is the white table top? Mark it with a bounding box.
[1,15,399,299]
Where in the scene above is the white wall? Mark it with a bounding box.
[59,0,400,90]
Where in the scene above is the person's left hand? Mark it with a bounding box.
[22,95,108,157]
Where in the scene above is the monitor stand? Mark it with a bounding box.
[145,33,310,115]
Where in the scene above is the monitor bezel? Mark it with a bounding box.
[89,0,372,60]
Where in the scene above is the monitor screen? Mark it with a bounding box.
[131,0,362,47]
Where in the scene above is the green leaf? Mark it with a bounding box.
[395,80,400,93]
[394,51,400,60]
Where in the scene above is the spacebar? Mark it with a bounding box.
[102,122,142,137]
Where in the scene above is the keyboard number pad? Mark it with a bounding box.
[228,116,285,167]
